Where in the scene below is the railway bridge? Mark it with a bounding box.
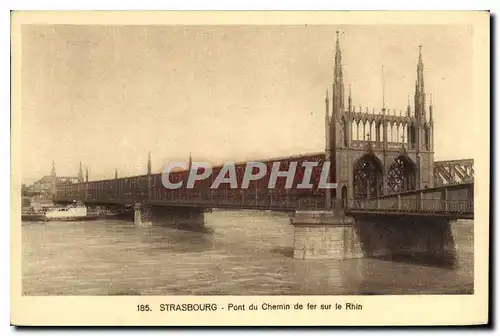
[53,33,474,261]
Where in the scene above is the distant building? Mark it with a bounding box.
[24,162,82,199]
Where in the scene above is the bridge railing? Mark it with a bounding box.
[58,188,473,217]
[346,198,473,214]
[57,191,328,210]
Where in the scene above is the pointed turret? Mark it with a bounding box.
[325,89,330,121]
[147,151,152,175]
[429,93,433,122]
[85,167,89,182]
[348,85,352,113]
[407,95,411,117]
[325,89,330,152]
[332,31,345,117]
[382,65,386,111]
[414,45,426,120]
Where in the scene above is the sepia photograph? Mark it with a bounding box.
[11,10,489,326]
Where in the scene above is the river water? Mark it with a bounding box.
[22,210,474,296]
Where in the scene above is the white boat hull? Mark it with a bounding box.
[45,206,87,220]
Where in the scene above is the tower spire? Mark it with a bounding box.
[429,93,433,122]
[147,151,152,175]
[418,45,423,66]
[414,45,426,120]
[406,95,411,117]
[85,167,89,182]
[78,161,83,182]
[325,88,330,119]
[332,31,345,117]
[348,84,352,113]
[325,88,330,153]
[382,65,386,110]
[50,160,56,177]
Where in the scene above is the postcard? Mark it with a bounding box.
[11,10,490,326]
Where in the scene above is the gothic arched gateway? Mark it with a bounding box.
[352,154,383,199]
[386,155,417,194]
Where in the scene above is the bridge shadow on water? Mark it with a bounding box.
[120,215,215,234]
[166,223,214,234]
[370,253,458,269]
[270,246,295,258]
[268,248,458,268]
[267,242,458,268]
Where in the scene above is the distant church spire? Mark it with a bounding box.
[332,31,345,117]
[85,167,89,182]
[50,161,56,177]
[78,162,84,182]
[147,151,152,175]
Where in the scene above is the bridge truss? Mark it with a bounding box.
[433,159,474,186]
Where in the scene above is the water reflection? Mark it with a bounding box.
[22,212,473,296]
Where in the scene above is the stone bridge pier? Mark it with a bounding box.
[290,210,458,264]
[134,203,205,229]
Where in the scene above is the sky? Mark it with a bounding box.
[20,24,473,183]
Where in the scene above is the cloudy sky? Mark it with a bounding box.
[21,24,473,182]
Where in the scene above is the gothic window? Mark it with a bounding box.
[352,154,383,199]
[370,122,376,142]
[351,121,357,141]
[408,124,416,149]
[387,124,392,142]
[386,155,417,194]
[400,124,406,143]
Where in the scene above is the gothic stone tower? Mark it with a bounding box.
[325,33,435,205]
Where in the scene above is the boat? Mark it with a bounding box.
[21,210,48,222]
[22,201,99,222]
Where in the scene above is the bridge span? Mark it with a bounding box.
[54,162,473,220]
